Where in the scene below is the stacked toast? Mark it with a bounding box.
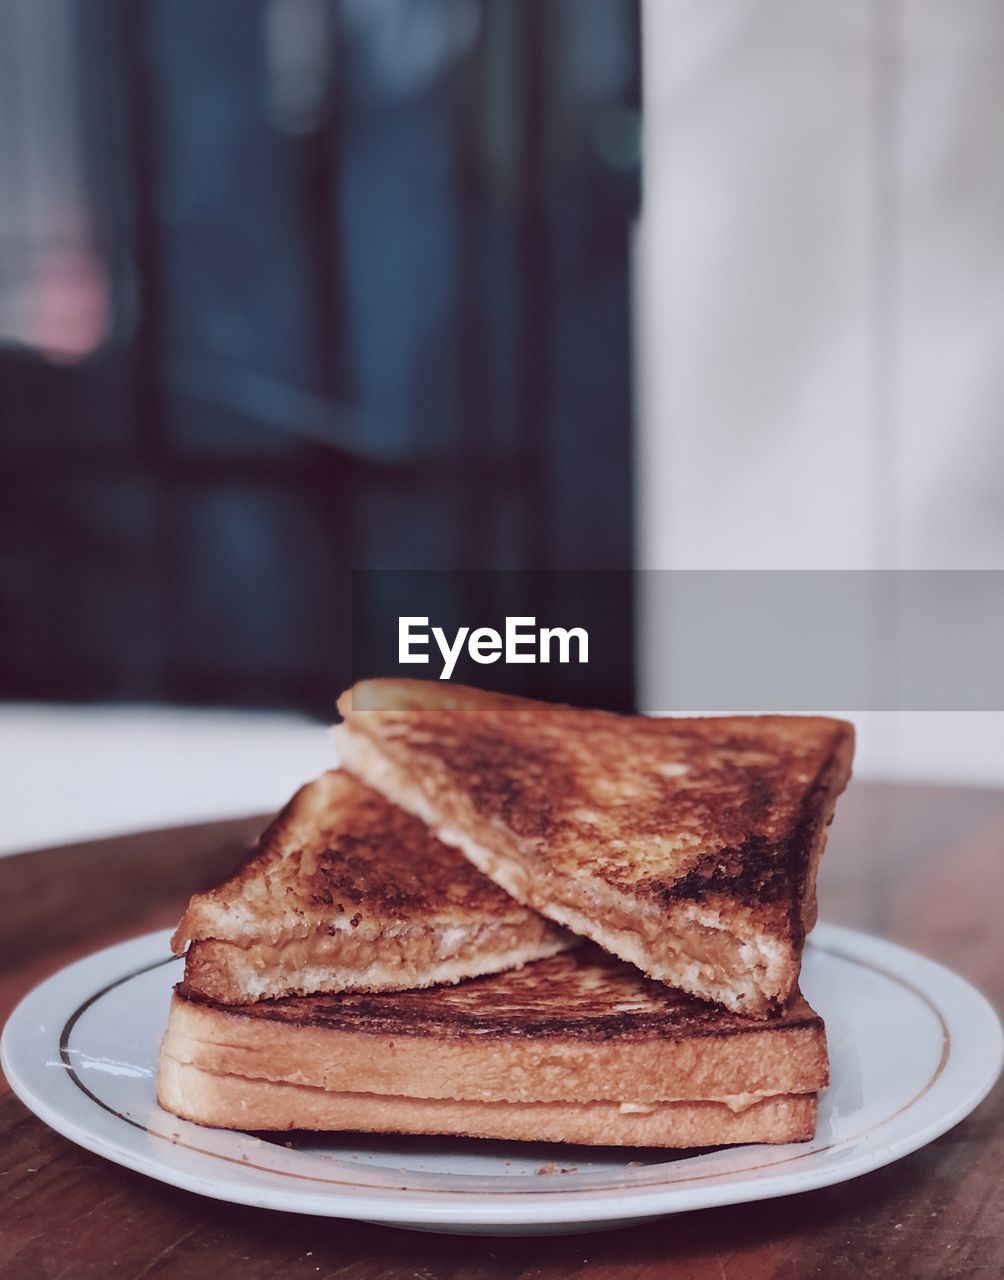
[159,680,853,1149]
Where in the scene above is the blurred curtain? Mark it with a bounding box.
[0,0,639,713]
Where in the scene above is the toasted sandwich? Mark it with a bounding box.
[171,770,573,1004]
[158,946,828,1147]
[333,680,854,1018]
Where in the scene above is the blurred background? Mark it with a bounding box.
[0,0,638,712]
[1,0,1001,851]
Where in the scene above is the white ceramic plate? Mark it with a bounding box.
[2,923,1001,1235]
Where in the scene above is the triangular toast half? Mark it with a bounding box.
[172,769,572,1003]
[159,946,828,1146]
[333,681,853,1017]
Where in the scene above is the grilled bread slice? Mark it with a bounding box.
[157,1063,821,1148]
[333,680,854,1017]
[171,770,572,1004]
[158,946,828,1147]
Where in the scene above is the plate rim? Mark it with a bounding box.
[3,922,1001,1228]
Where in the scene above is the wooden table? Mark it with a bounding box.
[1,782,1001,1279]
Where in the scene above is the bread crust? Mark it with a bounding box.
[181,928,572,1004]
[335,681,854,1016]
[157,1054,819,1147]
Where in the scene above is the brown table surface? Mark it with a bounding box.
[1,781,1001,1279]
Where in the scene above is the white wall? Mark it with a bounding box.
[0,705,332,857]
[635,1,1004,780]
